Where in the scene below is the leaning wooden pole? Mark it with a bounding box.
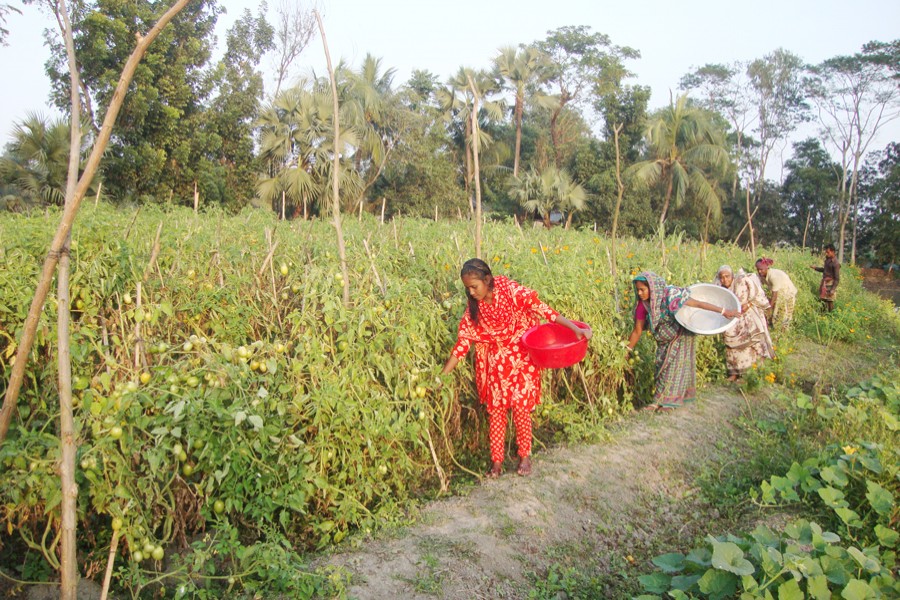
[0,0,193,446]
[314,10,350,306]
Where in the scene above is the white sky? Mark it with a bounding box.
[2,0,898,168]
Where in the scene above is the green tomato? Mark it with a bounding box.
[111,517,123,531]
[213,500,225,514]
[151,546,164,561]
[132,550,144,563]
[109,426,123,440]
[181,463,194,477]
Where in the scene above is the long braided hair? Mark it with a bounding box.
[460,258,494,326]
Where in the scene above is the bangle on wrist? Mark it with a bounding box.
[720,306,726,315]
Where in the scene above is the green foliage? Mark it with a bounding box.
[1,206,895,596]
[639,373,900,600]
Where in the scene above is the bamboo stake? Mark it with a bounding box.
[193,180,199,214]
[143,223,163,283]
[380,197,386,224]
[363,238,386,296]
[314,10,350,307]
[257,237,279,277]
[99,531,120,600]
[133,282,144,369]
[94,181,102,207]
[0,0,194,445]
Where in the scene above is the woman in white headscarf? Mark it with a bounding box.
[715,265,775,381]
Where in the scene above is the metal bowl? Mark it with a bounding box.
[674,283,740,335]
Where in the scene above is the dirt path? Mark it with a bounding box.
[323,387,754,599]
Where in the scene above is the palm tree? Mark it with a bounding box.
[436,68,503,213]
[493,45,555,178]
[0,114,73,207]
[627,94,730,235]
[508,165,586,228]
[257,74,371,217]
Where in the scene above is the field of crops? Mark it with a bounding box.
[1,204,897,597]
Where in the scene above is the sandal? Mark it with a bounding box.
[516,457,532,477]
[484,462,503,479]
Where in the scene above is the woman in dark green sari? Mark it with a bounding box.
[626,272,738,412]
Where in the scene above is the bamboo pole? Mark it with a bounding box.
[467,74,483,260]
[315,10,350,306]
[0,0,194,446]
[58,0,83,593]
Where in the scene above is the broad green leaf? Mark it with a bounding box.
[834,508,862,527]
[651,552,685,573]
[638,572,671,594]
[685,547,712,567]
[697,568,738,598]
[864,480,894,516]
[669,574,701,591]
[710,540,755,576]
[846,547,880,573]
[840,578,876,600]
[248,415,264,430]
[820,555,851,585]
[857,453,882,474]
[807,575,830,600]
[874,524,899,547]
[751,525,780,546]
[880,409,898,431]
[817,486,848,508]
[819,466,848,487]
[777,577,803,600]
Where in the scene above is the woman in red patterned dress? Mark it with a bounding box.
[440,259,591,478]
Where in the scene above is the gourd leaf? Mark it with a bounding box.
[710,540,755,576]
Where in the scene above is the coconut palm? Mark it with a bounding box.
[493,45,556,178]
[436,68,504,210]
[627,94,730,235]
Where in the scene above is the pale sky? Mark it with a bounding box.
[2,0,898,168]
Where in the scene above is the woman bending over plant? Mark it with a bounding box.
[626,271,738,412]
[440,258,590,478]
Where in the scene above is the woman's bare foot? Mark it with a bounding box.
[726,375,739,382]
[516,457,532,477]
[485,462,503,479]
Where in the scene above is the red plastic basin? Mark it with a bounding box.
[521,321,591,369]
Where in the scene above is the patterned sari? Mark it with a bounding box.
[634,272,696,407]
[722,273,774,377]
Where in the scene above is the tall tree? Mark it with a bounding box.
[271,0,316,97]
[533,25,639,168]
[744,48,808,253]
[205,7,274,207]
[493,45,554,178]
[679,62,755,202]
[436,67,503,213]
[45,0,222,201]
[806,41,900,264]
[627,94,730,237]
[781,138,841,250]
[857,142,900,268]
[0,2,20,45]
